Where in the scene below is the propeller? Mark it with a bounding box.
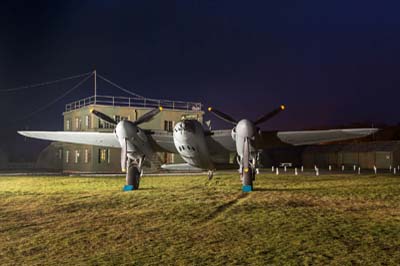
[89,106,163,172]
[90,106,163,126]
[207,107,237,125]
[90,109,117,125]
[133,106,163,125]
[254,105,285,125]
[207,105,285,126]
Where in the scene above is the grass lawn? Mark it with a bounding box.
[0,173,399,265]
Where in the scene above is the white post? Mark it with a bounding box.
[342,165,344,171]
[284,166,287,172]
[295,168,298,176]
[358,167,361,175]
[316,168,319,176]
[373,165,377,175]
[272,166,274,172]
[394,168,397,175]
[390,165,392,171]
[329,165,332,171]
[301,166,304,172]
[353,165,356,171]
[276,168,279,175]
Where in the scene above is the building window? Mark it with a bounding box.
[85,115,90,129]
[65,150,70,163]
[74,150,80,163]
[98,149,110,164]
[164,120,173,132]
[98,120,114,129]
[115,115,128,123]
[66,120,71,130]
[84,149,89,163]
[75,117,82,130]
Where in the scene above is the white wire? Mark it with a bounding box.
[97,73,145,99]
[16,74,93,122]
[0,72,92,93]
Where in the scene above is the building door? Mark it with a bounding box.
[375,152,392,169]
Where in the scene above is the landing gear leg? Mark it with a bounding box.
[208,170,214,180]
[241,137,254,192]
[242,168,253,192]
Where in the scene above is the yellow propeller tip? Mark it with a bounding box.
[90,108,94,113]
[207,107,212,112]
[244,168,249,173]
[280,105,285,110]
[159,106,163,111]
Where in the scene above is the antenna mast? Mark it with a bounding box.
[94,70,97,104]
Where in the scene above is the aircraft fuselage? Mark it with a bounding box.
[173,120,214,170]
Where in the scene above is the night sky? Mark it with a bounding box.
[2,1,400,160]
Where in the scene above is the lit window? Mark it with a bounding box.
[65,150,69,163]
[164,121,173,132]
[85,115,90,129]
[75,117,82,130]
[98,149,110,163]
[84,149,89,163]
[74,150,80,163]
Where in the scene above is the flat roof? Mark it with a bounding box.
[65,95,203,112]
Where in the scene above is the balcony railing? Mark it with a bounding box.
[65,95,203,112]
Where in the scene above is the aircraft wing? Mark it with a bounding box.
[276,128,378,146]
[18,131,120,148]
[204,128,379,151]
[147,130,177,153]
[161,163,203,171]
[206,130,236,153]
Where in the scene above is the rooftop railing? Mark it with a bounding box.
[65,95,203,112]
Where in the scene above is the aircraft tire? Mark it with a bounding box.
[127,165,140,189]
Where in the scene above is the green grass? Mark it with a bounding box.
[0,173,399,265]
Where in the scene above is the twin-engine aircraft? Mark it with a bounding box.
[18,106,378,191]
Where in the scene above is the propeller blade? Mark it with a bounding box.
[207,107,238,125]
[134,106,163,125]
[254,105,285,125]
[90,109,117,125]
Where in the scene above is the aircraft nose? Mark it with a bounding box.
[236,119,256,138]
[116,120,136,139]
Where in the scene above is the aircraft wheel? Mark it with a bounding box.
[243,168,253,189]
[127,165,140,189]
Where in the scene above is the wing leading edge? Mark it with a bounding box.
[18,131,120,148]
[277,128,378,146]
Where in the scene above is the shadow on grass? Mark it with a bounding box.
[252,187,322,192]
